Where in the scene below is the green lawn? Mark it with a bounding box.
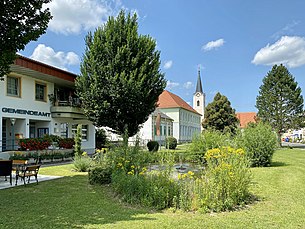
[1,149,305,228]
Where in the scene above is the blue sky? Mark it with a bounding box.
[19,0,305,112]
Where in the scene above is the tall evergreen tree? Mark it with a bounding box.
[256,64,304,141]
[76,10,166,139]
[0,0,52,79]
[202,92,239,134]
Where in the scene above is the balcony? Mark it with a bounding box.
[49,94,86,119]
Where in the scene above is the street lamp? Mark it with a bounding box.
[10,118,16,150]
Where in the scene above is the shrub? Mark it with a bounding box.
[96,128,108,149]
[189,129,231,163]
[200,147,252,212]
[165,137,177,149]
[89,165,112,185]
[147,141,159,152]
[42,134,62,143]
[112,170,179,210]
[19,138,51,150]
[240,122,278,167]
[9,152,30,160]
[73,153,93,172]
[58,138,74,149]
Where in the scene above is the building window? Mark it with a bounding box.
[72,124,88,141]
[37,128,49,138]
[197,100,200,106]
[35,82,46,101]
[7,76,20,97]
[60,123,68,138]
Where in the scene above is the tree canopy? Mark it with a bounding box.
[256,64,304,138]
[76,10,166,137]
[0,0,52,79]
[202,92,239,134]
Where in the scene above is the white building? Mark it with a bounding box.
[158,90,202,143]
[103,108,174,146]
[0,56,95,155]
[135,108,174,145]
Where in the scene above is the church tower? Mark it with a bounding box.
[193,68,205,128]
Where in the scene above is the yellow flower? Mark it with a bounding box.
[182,174,187,179]
[117,162,123,167]
[229,172,234,178]
[127,170,134,175]
[187,171,194,176]
[131,165,135,169]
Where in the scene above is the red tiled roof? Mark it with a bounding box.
[157,90,201,115]
[236,112,257,128]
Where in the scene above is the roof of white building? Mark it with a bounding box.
[157,90,201,115]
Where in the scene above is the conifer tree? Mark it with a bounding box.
[256,64,304,142]
[74,124,82,156]
[202,92,239,134]
[0,0,52,79]
[76,10,166,139]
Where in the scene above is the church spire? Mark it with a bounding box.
[195,66,203,93]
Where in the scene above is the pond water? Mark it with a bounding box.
[148,163,204,176]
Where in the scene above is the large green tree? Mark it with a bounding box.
[202,92,239,134]
[0,0,52,79]
[256,64,304,141]
[76,10,166,138]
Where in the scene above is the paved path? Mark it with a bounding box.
[281,142,305,149]
[0,174,62,190]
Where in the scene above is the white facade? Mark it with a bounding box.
[104,109,174,146]
[0,56,95,155]
[193,92,205,126]
[159,108,201,143]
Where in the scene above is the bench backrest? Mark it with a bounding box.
[13,160,27,165]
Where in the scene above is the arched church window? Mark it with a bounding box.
[197,100,200,106]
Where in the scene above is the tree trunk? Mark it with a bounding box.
[277,131,282,147]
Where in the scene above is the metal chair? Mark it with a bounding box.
[0,160,13,185]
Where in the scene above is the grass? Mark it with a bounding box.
[1,149,305,228]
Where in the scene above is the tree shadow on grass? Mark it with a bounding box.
[0,175,157,228]
[270,161,288,167]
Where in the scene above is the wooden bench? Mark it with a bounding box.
[18,165,41,185]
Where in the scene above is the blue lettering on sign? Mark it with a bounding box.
[1,107,51,117]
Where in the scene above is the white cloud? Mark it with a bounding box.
[30,44,80,70]
[164,60,173,69]
[166,80,179,90]
[183,81,193,89]
[202,38,225,51]
[252,36,305,68]
[45,0,122,35]
[271,21,299,39]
